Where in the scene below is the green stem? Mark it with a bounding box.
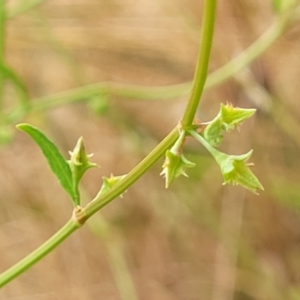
[189,129,221,158]
[34,82,190,109]
[181,0,217,128]
[0,63,28,105]
[0,218,80,288]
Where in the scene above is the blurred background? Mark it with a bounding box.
[1,0,300,299]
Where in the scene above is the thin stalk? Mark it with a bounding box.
[181,0,217,128]
[32,82,190,110]
[0,218,80,288]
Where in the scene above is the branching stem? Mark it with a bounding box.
[181,0,217,128]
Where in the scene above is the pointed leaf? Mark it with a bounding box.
[17,123,76,203]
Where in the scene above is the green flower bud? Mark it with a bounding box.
[217,150,264,194]
[190,130,263,194]
[204,103,256,147]
[68,137,98,204]
[161,149,196,188]
[97,174,127,198]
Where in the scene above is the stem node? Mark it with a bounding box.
[72,206,87,226]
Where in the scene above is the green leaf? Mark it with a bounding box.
[17,123,76,203]
[161,150,196,188]
[203,103,256,147]
[68,137,98,204]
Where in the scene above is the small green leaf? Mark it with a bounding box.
[203,103,256,147]
[68,137,98,204]
[161,150,196,188]
[17,123,76,203]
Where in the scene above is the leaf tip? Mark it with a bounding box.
[16,123,29,131]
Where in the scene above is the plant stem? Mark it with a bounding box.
[31,82,191,110]
[0,218,80,288]
[181,0,217,128]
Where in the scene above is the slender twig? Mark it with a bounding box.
[181,0,217,128]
